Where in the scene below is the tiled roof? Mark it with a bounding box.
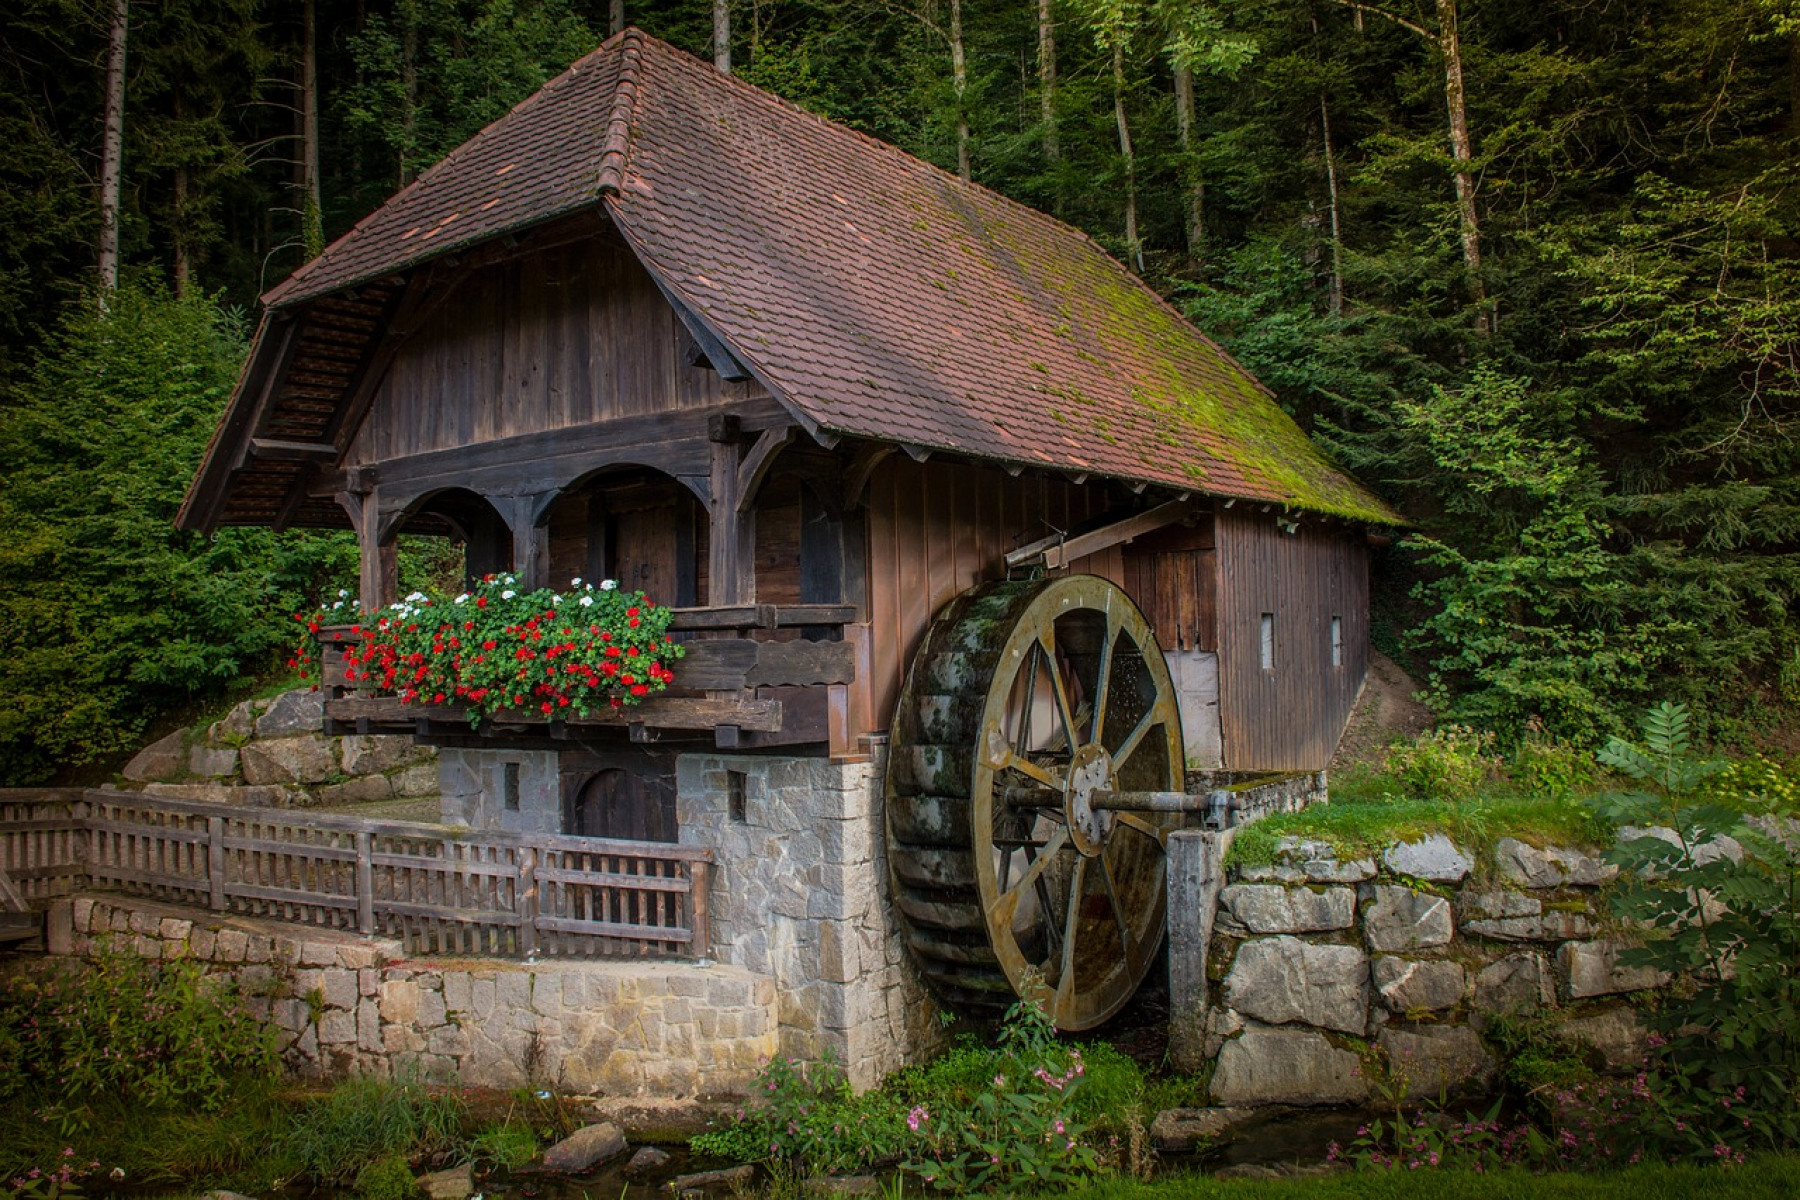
[256,28,1398,525]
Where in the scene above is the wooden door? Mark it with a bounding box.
[565,766,677,842]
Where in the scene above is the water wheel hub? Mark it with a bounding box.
[1064,743,1115,856]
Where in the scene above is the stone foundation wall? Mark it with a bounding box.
[675,745,942,1089]
[1179,833,1657,1107]
[44,895,777,1097]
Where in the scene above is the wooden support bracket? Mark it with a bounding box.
[736,426,796,513]
[1004,499,1192,571]
[843,444,896,510]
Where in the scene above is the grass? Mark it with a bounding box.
[1227,765,1613,872]
[1063,1156,1800,1199]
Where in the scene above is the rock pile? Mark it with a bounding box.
[120,688,437,809]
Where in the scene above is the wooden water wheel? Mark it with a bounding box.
[886,575,1188,1030]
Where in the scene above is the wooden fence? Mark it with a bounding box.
[0,789,710,959]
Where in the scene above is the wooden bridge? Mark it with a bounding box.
[0,789,711,959]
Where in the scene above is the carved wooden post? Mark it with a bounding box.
[516,845,538,956]
[504,493,552,591]
[338,489,397,612]
[1167,828,1231,1071]
[707,414,753,606]
[690,858,711,959]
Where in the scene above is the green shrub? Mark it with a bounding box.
[0,940,278,1112]
[279,1075,464,1183]
[354,1153,419,1200]
[1382,725,1500,800]
[465,1120,540,1170]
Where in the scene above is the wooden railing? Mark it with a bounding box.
[0,789,710,959]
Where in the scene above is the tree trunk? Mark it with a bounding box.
[714,0,731,73]
[1038,0,1058,166]
[1436,0,1488,332]
[399,12,418,186]
[611,0,625,36]
[1320,92,1343,319]
[299,0,323,259]
[97,0,129,306]
[1173,63,1203,267]
[172,164,189,297]
[1113,43,1139,271]
[951,0,970,182]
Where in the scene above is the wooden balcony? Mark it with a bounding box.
[317,604,869,752]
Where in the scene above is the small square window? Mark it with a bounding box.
[503,761,521,811]
[1259,613,1275,671]
[1330,616,1344,668]
[727,769,748,823]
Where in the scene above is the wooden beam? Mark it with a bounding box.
[321,262,468,457]
[325,694,783,733]
[1005,500,1193,571]
[843,443,895,510]
[0,867,27,914]
[250,438,339,462]
[735,425,796,514]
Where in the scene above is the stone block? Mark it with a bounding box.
[418,1165,473,1200]
[443,971,471,1015]
[380,979,422,1025]
[543,1122,627,1172]
[1364,886,1453,952]
[1210,1027,1367,1106]
[215,928,249,962]
[315,775,394,806]
[336,943,381,970]
[1562,1008,1650,1070]
[189,745,240,778]
[1473,952,1553,1018]
[321,969,358,1011]
[190,926,217,961]
[241,735,336,786]
[1223,936,1368,1034]
[123,729,189,782]
[1495,838,1617,889]
[1377,1025,1496,1100]
[395,764,440,797]
[245,934,274,963]
[1371,957,1465,1013]
[427,1025,471,1057]
[318,1009,358,1045]
[255,689,324,738]
[341,734,426,777]
[359,998,383,1052]
[1148,1107,1256,1151]
[129,909,160,935]
[298,940,337,967]
[158,917,193,941]
[210,700,257,743]
[1383,836,1472,884]
[1218,884,1356,934]
[417,988,448,1028]
[1558,940,1667,999]
[71,898,94,932]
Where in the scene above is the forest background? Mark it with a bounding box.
[2,0,1798,784]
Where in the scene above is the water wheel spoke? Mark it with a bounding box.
[1091,615,1118,746]
[988,826,1071,929]
[1097,848,1134,964]
[1000,750,1062,791]
[1017,641,1043,754]
[1040,634,1082,757]
[1111,707,1160,771]
[1115,812,1169,846]
[1052,856,1088,1014]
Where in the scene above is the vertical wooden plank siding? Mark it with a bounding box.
[347,239,756,466]
[1213,508,1368,771]
[861,458,1130,733]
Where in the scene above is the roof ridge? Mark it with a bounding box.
[596,28,645,196]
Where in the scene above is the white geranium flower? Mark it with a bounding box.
[579,595,594,607]
[601,579,618,591]
[501,590,516,600]
[337,589,350,599]
[571,577,583,587]
[453,593,469,605]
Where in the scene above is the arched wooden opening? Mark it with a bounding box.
[562,762,678,842]
[540,466,708,606]
[389,487,514,593]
